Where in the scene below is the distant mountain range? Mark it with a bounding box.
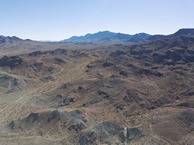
[62,31,152,43]
[0,28,194,45]
[62,28,194,43]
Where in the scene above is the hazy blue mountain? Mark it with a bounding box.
[0,35,22,44]
[172,28,194,37]
[145,29,194,42]
[62,31,151,43]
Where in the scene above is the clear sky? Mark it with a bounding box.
[0,0,193,40]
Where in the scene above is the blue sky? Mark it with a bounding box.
[0,0,193,40]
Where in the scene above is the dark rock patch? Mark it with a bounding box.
[140,68,163,77]
[52,49,67,55]
[56,94,63,98]
[119,71,128,77]
[93,121,144,143]
[0,55,23,69]
[126,128,144,143]
[148,97,171,110]
[122,95,131,103]
[78,86,86,94]
[166,50,182,62]
[103,62,114,67]
[177,102,194,108]
[177,109,194,129]
[185,91,194,96]
[68,122,86,132]
[28,51,43,57]
[0,74,10,86]
[125,89,142,105]
[79,131,97,145]
[110,50,127,57]
[63,83,70,89]
[59,98,75,107]
[9,121,15,130]
[95,121,123,142]
[54,57,65,64]
[48,110,60,123]
[98,90,111,99]
[40,76,54,82]
[72,50,87,57]
[86,63,96,68]
[25,113,39,123]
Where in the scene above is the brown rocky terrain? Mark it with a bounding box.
[0,29,194,145]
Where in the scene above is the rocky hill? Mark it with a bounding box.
[172,28,194,37]
[0,35,24,44]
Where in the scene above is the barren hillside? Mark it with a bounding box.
[0,29,194,145]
